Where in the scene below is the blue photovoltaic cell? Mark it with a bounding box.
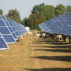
[12,27,17,31]
[3,35,15,43]
[0,27,10,34]
[67,12,71,19]
[4,20,10,26]
[8,27,14,32]
[0,20,6,26]
[0,35,8,49]
[5,18,11,26]
[12,33,17,40]
[6,18,14,26]
[15,32,20,36]
[0,38,8,48]
[1,16,6,20]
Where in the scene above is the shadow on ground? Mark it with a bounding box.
[32,45,71,48]
[34,49,71,53]
[32,56,71,62]
[34,40,71,45]
[25,68,71,71]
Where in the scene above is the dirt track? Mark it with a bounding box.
[0,34,71,71]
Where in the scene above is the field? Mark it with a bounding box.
[0,32,71,71]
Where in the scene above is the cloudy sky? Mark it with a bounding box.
[0,0,71,19]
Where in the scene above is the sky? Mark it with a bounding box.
[0,0,71,19]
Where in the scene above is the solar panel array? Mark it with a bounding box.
[39,12,71,35]
[0,15,27,50]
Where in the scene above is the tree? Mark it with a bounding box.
[21,17,28,26]
[32,3,55,20]
[66,6,71,12]
[27,12,46,29]
[55,4,65,16]
[6,9,21,23]
[0,9,3,15]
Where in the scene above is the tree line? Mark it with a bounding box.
[0,4,71,29]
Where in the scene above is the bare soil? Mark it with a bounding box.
[0,34,71,71]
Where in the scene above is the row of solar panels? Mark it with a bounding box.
[39,12,71,36]
[0,15,27,50]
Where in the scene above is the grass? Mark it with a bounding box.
[0,33,71,71]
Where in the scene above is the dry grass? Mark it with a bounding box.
[0,33,71,71]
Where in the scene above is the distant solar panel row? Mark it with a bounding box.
[0,15,27,50]
[39,12,71,36]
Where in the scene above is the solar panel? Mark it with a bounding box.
[39,12,71,36]
[0,15,27,50]
[0,16,16,43]
[1,16,18,40]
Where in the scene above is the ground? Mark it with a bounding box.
[0,33,71,71]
